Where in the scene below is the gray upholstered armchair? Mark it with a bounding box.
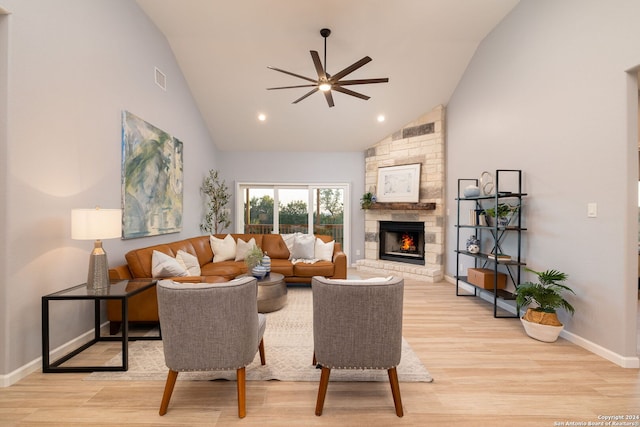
[311,275,404,417]
[156,276,266,418]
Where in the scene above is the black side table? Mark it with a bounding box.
[42,279,159,373]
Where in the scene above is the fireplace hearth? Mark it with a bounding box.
[379,221,425,265]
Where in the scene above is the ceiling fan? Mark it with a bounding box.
[266,28,389,108]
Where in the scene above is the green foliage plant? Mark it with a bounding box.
[515,268,575,315]
[484,203,517,218]
[360,192,374,209]
[200,169,231,234]
[244,245,264,270]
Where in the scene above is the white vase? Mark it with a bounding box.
[520,317,564,342]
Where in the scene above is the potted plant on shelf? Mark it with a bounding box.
[515,268,575,342]
[484,203,518,226]
[360,192,375,209]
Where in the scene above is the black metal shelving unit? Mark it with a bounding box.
[454,169,527,318]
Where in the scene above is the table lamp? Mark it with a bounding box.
[71,207,122,290]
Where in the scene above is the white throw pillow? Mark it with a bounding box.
[291,233,315,259]
[176,250,201,276]
[315,238,335,262]
[151,250,188,278]
[210,234,237,263]
[281,233,298,252]
[235,237,257,261]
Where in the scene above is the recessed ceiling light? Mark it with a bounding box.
[258,113,266,122]
[377,115,385,123]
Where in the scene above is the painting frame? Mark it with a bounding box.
[376,163,421,203]
[121,111,183,239]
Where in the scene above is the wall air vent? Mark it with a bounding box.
[154,67,166,91]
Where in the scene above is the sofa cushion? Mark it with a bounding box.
[261,234,290,259]
[176,250,201,276]
[200,261,243,279]
[281,233,297,253]
[210,234,236,262]
[269,258,294,277]
[235,237,257,261]
[293,260,334,277]
[315,238,335,262]
[291,233,315,259]
[151,250,189,278]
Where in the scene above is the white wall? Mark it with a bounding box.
[446,0,639,365]
[218,150,365,262]
[1,0,219,379]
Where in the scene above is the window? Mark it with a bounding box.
[236,183,350,256]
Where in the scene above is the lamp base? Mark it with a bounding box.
[87,240,110,290]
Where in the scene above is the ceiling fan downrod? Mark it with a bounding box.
[320,28,331,75]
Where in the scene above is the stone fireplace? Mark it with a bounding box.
[379,221,425,265]
[356,106,445,282]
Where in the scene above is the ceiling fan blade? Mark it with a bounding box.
[332,86,370,101]
[323,90,335,108]
[310,51,327,81]
[334,78,389,86]
[267,66,317,84]
[329,56,372,82]
[292,88,319,104]
[267,84,318,90]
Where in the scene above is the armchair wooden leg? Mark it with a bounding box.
[315,366,331,416]
[237,367,246,418]
[387,367,404,417]
[258,338,266,365]
[312,351,316,366]
[159,369,178,416]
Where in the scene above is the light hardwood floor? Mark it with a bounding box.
[1,270,639,426]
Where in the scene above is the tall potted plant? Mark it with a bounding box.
[515,268,575,342]
[200,169,231,234]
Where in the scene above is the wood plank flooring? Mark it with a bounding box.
[1,270,639,426]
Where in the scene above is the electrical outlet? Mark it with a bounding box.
[356,249,361,256]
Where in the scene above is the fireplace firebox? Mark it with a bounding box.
[379,221,425,265]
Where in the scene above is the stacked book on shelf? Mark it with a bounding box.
[487,253,511,261]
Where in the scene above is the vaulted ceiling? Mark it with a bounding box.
[136,0,519,152]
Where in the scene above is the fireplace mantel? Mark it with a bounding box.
[367,202,436,211]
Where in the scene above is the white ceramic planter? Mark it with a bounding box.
[520,317,564,343]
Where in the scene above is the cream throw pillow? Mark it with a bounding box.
[176,250,201,276]
[314,238,335,262]
[210,234,237,262]
[151,250,188,278]
[235,237,257,261]
[291,233,315,259]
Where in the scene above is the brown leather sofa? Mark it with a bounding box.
[107,233,347,333]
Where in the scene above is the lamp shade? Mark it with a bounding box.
[71,208,122,240]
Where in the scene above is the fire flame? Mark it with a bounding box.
[401,233,415,251]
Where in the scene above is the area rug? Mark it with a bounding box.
[86,287,433,383]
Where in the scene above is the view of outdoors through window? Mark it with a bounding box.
[242,187,345,246]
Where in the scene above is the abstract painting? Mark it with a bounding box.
[121,111,183,239]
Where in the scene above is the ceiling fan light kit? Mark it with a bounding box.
[267,28,389,108]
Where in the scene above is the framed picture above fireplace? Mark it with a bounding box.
[376,163,421,203]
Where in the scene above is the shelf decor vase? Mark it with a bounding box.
[261,252,271,273]
[463,185,480,198]
[251,265,268,279]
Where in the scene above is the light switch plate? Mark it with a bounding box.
[587,202,597,218]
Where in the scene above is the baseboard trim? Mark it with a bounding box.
[0,323,108,387]
[444,275,639,369]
